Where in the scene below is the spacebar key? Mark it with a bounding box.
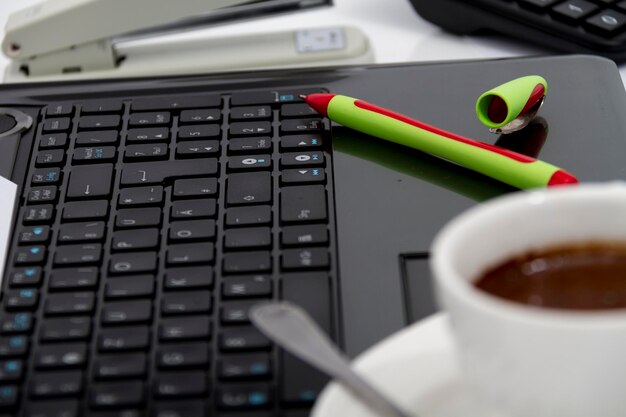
[120,159,218,185]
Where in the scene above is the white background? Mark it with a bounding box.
[1,0,625,84]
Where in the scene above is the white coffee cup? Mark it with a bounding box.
[431,182,626,417]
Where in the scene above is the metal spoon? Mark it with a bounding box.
[249,301,415,417]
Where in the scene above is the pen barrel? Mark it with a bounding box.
[328,96,567,189]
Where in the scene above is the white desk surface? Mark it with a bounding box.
[1,0,625,85]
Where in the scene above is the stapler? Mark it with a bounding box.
[1,0,373,82]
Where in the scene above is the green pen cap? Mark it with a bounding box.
[476,75,548,131]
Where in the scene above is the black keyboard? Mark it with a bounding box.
[0,87,338,417]
[409,0,626,61]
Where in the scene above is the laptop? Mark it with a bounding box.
[0,54,624,417]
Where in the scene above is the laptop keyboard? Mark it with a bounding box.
[0,87,337,416]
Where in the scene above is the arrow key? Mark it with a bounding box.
[176,140,220,158]
[281,168,326,185]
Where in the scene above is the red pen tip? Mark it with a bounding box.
[548,169,579,187]
[305,93,336,117]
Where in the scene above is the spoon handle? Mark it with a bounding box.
[250,301,414,417]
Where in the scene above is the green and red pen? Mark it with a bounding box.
[303,91,578,189]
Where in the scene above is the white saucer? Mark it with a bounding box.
[312,313,505,417]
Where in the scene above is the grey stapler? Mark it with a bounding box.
[1,0,373,82]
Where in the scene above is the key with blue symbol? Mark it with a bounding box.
[18,226,50,244]
[13,246,46,265]
[5,290,39,311]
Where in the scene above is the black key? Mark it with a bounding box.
[159,317,211,341]
[586,10,626,34]
[112,229,160,251]
[172,178,218,199]
[31,168,62,185]
[280,351,327,405]
[225,205,272,227]
[0,385,18,408]
[24,400,79,417]
[218,353,271,380]
[10,267,42,287]
[120,159,218,186]
[58,221,105,243]
[109,252,157,274]
[125,144,169,161]
[280,272,332,404]
[39,133,68,149]
[43,118,71,132]
[76,130,119,146]
[54,244,101,265]
[157,343,210,368]
[4,289,39,311]
[127,127,169,143]
[282,248,330,270]
[119,186,164,206]
[161,292,212,315]
[82,100,123,114]
[216,384,272,410]
[132,95,221,111]
[40,317,91,341]
[23,204,54,224]
[45,293,95,315]
[115,207,161,228]
[154,371,207,397]
[72,146,116,163]
[164,266,214,290]
[220,301,258,324]
[169,220,216,242]
[30,370,83,397]
[35,344,87,368]
[0,359,22,381]
[101,300,152,325]
[280,119,323,133]
[280,185,327,223]
[222,275,272,299]
[153,401,206,417]
[62,200,108,221]
[227,172,272,206]
[171,199,217,219]
[18,225,50,244]
[230,90,309,106]
[78,115,120,129]
[106,275,155,299]
[14,246,46,264]
[98,326,150,352]
[178,124,220,140]
[46,103,73,116]
[229,121,272,136]
[230,106,272,120]
[0,336,28,357]
[94,353,147,379]
[280,151,324,168]
[129,112,170,126]
[180,108,221,123]
[228,155,272,171]
[154,371,208,398]
[519,0,560,9]
[166,243,214,265]
[27,186,58,203]
[280,134,323,150]
[228,136,272,154]
[0,313,33,334]
[224,227,271,249]
[220,328,270,352]
[281,272,331,335]
[176,140,219,158]
[281,103,318,118]
[223,252,271,274]
[281,167,325,184]
[89,381,144,408]
[50,267,98,291]
[552,0,598,21]
[66,164,113,199]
